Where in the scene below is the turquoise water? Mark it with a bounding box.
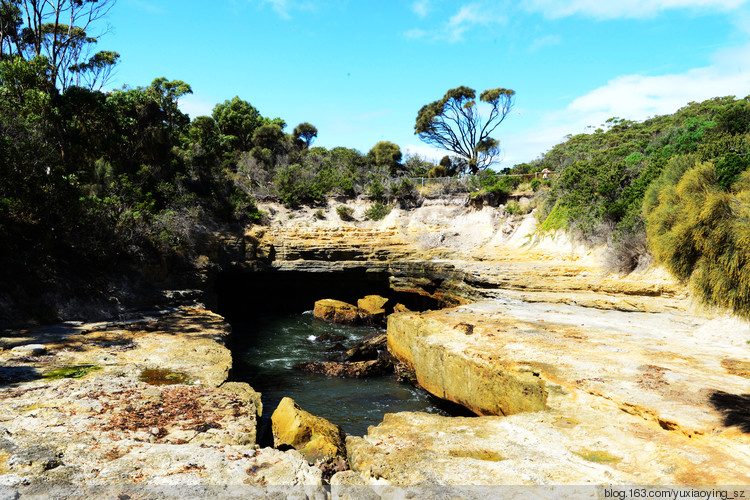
[230,311,451,437]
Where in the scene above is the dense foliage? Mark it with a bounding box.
[0,2,434,323]
[534,96,750,317]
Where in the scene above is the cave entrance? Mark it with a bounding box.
[215,268,440,319]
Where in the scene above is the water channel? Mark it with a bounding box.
[217,270,464,440]
[229,311,453,438]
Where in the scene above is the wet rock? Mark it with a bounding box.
[293,359,393,378]
[324,343,347,353]
[313,299,359,325]
[339,332,387,362]
[314,332,347,343]
[393,303,411,313]
[271,397,347,467]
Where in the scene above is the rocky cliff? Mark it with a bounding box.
[239,198,750,486]
[3,196,749,492]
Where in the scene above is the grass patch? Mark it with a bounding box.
[537,203,569,233]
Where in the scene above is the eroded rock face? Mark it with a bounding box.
[313,299,359,325]
[345,407,750,485]
[271,397,347,466]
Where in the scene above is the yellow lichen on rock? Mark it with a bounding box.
[313,299,360,324]
[271,397,347,465]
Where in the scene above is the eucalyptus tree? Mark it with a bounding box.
[415,86,515,174]
[292,122,317,149]
[0,0,119,90]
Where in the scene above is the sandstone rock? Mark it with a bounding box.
[219,381,263,418]
[0,308,329,490]
[388,312,548,416]
[357,295,389,324]
[271,397,347,465]
[393,303,411,313]
[313,299,359,325]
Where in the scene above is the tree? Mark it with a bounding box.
[368,140,402,175]
[292,122,317,149]
[415,86,515,174]
[212,96,262,152]
[0,0,119,90]
[146,77,192,133]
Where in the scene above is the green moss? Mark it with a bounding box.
[43,364,101,380]
[575,449,622,464]
[139,368,192,386]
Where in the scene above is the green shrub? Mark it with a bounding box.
[364,201,392,221]
[505,200,521,214]
[336,205,354,221]
[391,179,421,209]
[368,179,386,202]
[314,208,325,220]
[530,178,541,191]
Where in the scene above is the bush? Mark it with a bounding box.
[427,165,448,178]
[390,179,421,209]
[336,205,354,221]
[505,200,521,214]
[314,208,325,220]
[364,201,392,221]
[530,178,541,191]
[368,179,386,202]
[645,163,750,319]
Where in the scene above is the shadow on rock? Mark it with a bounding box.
[0,366,43,387]
[709,391,750,433]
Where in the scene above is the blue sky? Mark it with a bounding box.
[103,0,750,167]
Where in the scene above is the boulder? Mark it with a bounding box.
[357,295,389,324]
[271,397,347,466]
[313,299,359,325]
[10,344,47,356]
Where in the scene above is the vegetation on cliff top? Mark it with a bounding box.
[2,0,750,322]
[532,96,750,318]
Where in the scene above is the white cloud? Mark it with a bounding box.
[524,0,748,19]
[501,42,750,164]
[412,0,431,18]
[529,34,562,52]
[404,2,507,43]
[258,0,314,19]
